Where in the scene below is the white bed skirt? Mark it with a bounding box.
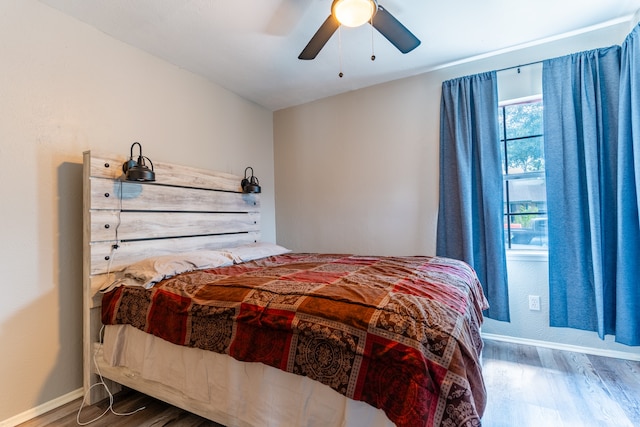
[102,324,395,427]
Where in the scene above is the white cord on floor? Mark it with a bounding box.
[76,329,146,424]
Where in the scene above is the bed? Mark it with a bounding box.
[83,150,488,427]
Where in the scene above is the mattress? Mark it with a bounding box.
[101,253,488,426]
[102,323,395,427]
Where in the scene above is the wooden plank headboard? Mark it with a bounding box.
[82,150,261,402]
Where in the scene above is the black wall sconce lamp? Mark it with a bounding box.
[241,167,261,193]
[122,142,155,182]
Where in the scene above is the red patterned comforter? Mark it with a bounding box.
[102,253,488,427]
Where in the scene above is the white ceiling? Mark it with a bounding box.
[39,0,640,111]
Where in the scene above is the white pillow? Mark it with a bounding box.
[220,242,291,263]
[100,250,234,292]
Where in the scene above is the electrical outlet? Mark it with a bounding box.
[528,295,541,311]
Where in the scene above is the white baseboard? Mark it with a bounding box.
[482,332,640,361]
[0,388,84,427]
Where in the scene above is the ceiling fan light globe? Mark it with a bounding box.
[333,0,376,27]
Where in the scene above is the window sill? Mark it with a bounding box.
[506,249,548,262]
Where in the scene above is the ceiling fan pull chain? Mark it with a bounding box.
[338,26,344,78]
[370,19,376,61]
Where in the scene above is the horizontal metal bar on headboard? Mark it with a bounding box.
[88,152,243,192]
[90,211,260,243]
[89,230,260,275]
[90,178,259,212]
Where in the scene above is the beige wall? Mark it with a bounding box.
[0,0,275,422]
[274,77,440,255]
[274,22,640,358]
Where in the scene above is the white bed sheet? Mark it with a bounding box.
[102,324,395,427]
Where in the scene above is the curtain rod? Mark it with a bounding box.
[495,60,543,73]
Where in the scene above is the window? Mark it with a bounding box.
[499,96,547,249]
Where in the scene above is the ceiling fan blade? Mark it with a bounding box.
[298,15,340,60]
[371,5,421,54]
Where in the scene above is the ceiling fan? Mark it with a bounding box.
[298,0,421,60]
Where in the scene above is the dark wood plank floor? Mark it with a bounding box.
[18,340,640,426]
[17,389,222,427]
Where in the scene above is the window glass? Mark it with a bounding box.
[500,98,547,249]
[505,136,544,174]
[504,102,544,139]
